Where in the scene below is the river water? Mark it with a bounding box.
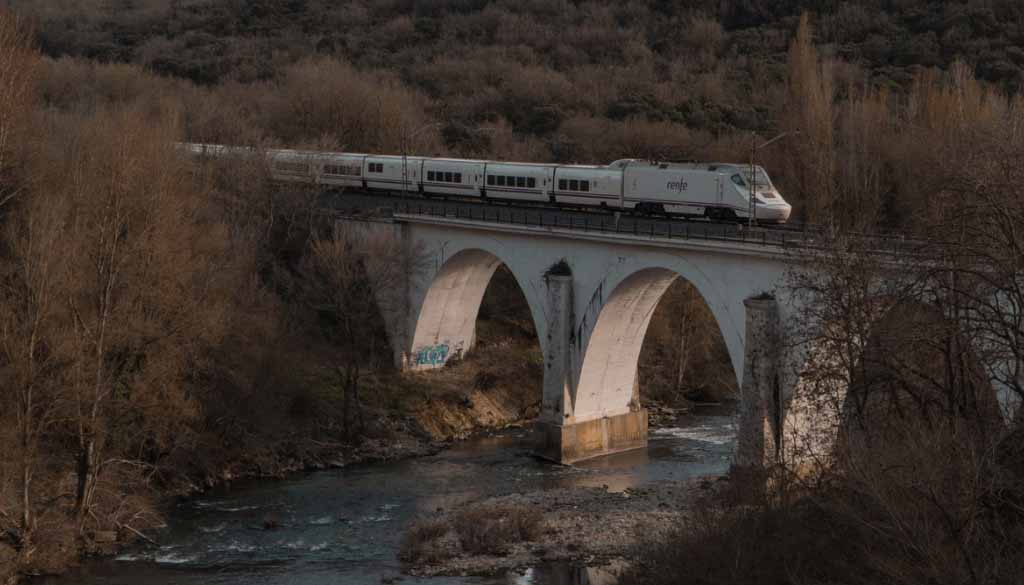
[44,407,735,585]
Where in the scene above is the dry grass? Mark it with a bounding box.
[400,504,544,564]
[452,504,543,555]
[399,517,453,565]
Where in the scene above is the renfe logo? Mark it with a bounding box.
[666,179,689,192]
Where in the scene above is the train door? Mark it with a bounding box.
[481,163,489,198]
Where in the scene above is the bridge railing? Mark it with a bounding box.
[381,199,923,257]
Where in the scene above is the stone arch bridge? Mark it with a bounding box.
[342,208,802,466]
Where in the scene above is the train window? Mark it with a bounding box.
[325,164,363,176]
[558,179,567,190]
[528,177,536,189]
[731,174,745,186]
[443,172,452,182]
[581,180,590,192]
[569,179,579,191]
[487,175,495,186]
[331,165,362,176]
[427,171,435,181]
[505,176,514,187]
[368,162,383,173]
[455,173,462,182]
[516,177,526,188]
[497,176,506,186]
[275,161,307,174]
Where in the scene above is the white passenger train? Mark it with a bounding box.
[182,144,792,223]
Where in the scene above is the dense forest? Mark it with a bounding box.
[12,0,1024,130]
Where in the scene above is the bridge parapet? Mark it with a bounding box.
[383,198,919,257]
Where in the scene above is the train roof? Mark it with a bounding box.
[484,160,560,168]
[607,158,767,172]
[422,157,488,164]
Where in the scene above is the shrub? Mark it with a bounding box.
[399,517,453,564]
[452,504,543,555]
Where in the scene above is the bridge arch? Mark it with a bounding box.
[779,297,1007,472]
[573,262,745,424]
[407,246,547,369]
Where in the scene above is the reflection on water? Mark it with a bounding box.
[509,562,625,585]
[40,407,735,585]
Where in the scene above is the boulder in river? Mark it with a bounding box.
[262,512,281,530]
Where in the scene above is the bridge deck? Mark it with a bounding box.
[325,190,919,257]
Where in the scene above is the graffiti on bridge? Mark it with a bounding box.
[413,343,449,367]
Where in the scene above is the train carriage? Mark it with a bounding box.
[551,165,622,208]
[622,161,724,216]
[270,149,316,183]
[483,162,556,203]
[422,158,485,197]
[364,155,426,193]
[317,153,366,188]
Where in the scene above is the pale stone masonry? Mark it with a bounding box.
[343,213,795,464]
[735,296,782,469]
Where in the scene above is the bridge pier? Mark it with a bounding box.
[734,296,783,471]
[535,410,648,465]
[535,274,648,464]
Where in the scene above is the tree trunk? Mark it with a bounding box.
[353,363,364,434]
[20,440,31,540]
[74,438,93,523]
[341,365,354,441]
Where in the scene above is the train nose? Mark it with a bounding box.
[756,203,792,223]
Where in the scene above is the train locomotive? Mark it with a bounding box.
[183,143,792,223]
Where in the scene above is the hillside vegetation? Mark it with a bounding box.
[12,1,1024,131]
[9,0,1024,229]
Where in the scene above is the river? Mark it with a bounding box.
[42,407,735,585]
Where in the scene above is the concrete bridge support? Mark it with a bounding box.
[734,297,783,470]
[337,214,799,466]
[535,274,648,463]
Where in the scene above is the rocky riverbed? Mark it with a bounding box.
[403,475,724,577]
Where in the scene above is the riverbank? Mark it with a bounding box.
[34,407,736,585]
[401,475,724,578]
[3,340,543,583]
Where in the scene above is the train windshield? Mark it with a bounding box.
[741,167,773,188]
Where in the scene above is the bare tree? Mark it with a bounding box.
[25,107,235,533]
[298,222,426,439]
[0,8,37,210]
[778,103,1024,583]
[0,173,69,551]
[0,7,52,555]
